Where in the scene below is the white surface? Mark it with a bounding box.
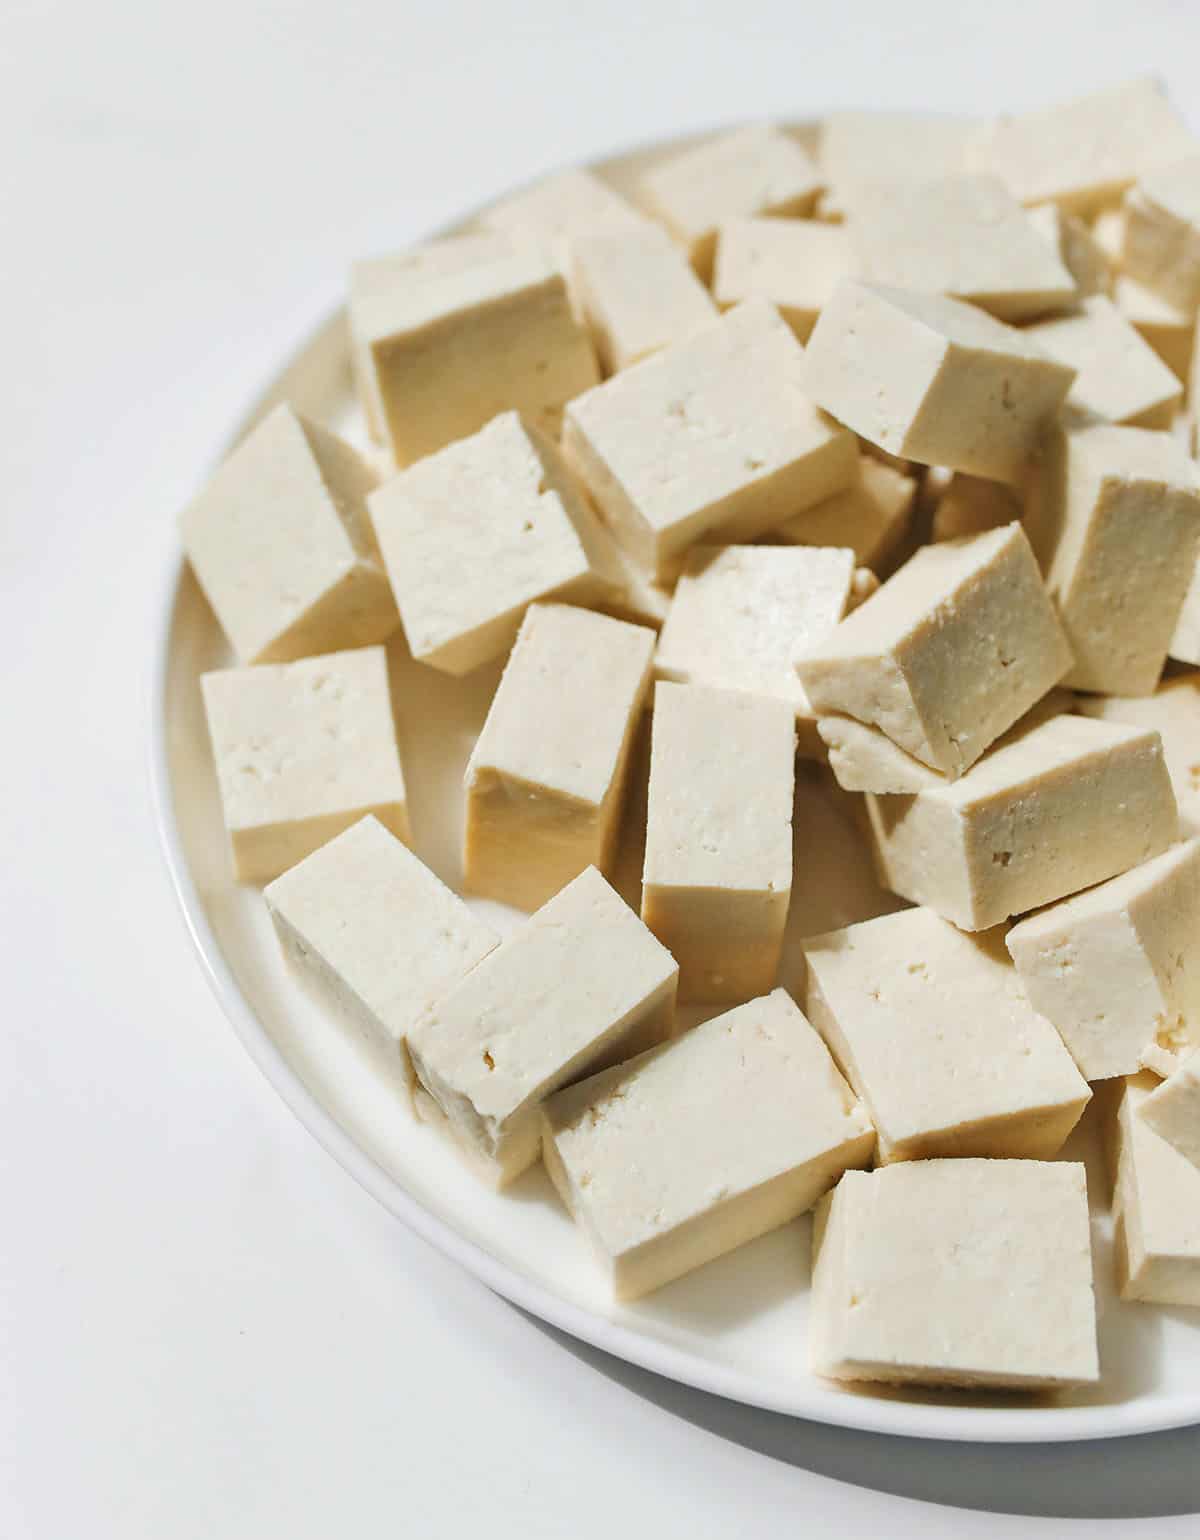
[10,2,1200,1534]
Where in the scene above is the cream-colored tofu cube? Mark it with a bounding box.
[480,166,645,257]
[803,281,1075,483]
[638,124,821,280]
[180,403,397,665]
[930,472,1023,542]
[463,603,655,912]
[593,539,674,631]
[811,1160,1099,1388]
[1115,275,1195,382]
[817,110,976,215]
[1076,675,1200,836]
[407,866,677,1187]
[866,713,1178,930]
[797,523,1071,778]
[1026,296,1181,430]
[712,217,852,341]
[201,647,409,883]
[816,713,947,794]
[642,683,794,1002]
[368,412,621,676]
[773,457,916,574]
[1123,156,1200,314]
[542,988,874,1300]
[1112,1073,1200,1307]
[348,236,598,465]
[1006,840,1200,1081]
[1140,1049,1200,1171]
[563,301,858,581]
[1027,204,1112,297]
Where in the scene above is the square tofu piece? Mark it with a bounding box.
[464,603,655,912]
[811,1160,1099,1388]
[1140,1049,1200,1172]
[542,988,874,1300]
[1112,1073,1200,1307]
[796,524,1072,777]
[348,235,598,465]
[202,647,409,883]
[480,166,645,258]
[803,281,1075,483]
[1033,422,1200,695]
[773,458,917,574]
[1006,840,1200,1081]
[1123,157,1200,314]
[264,817,499,1088]
[368,412,621,676]
[1025,297,1181,430]
[930,472,1023,543]
[1026,204,1112,298]
[638,124,821,280]
[848,175,1078,323]
[563,301,858,581]
[1077,675,1200,835]
[803,908,1089,1163]
[866,713,1178,930]
[181,403,397,665]
[1114,275,1195,382]
[818,110,976,215]
[642,683,794,1002]
[712,217,852,341]
[407,866,677,1187]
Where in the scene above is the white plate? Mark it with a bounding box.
[150,131,1200,1443]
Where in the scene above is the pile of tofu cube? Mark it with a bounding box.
[183,76,1200,1395]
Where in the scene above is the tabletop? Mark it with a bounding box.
[7,3,1200,1535]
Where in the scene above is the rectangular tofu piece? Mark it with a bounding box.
[773,458,917,574]
[1006,840,1200,1081]
[642,683,794,1002]
[796,523,1071,777]
[817,110,976,217]
[930,472,1023,543]
[1115,275,1195,382]
[866,713,1178,930]
[803,281,1075,483]
[811,1160,1099,1388]
[1025,296,1181,430]
[1112,1073,1200,1307]
[463,603,655,912]
[480,166,645,259]
[407,867,677,1187]
[264,817,499,1090]
[1076,675,1200,835]
[1139,1049,1200,1171]
[712,217,852,341]
[202,646,410,882]
[1123,156,1200,314]
[563,301,858,581]
[542,988,874,1300]
[1026,204,1112,298]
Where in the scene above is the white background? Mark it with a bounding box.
[7,2,1200,1534]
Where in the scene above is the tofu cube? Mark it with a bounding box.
[818,110,976,215]
[563,301,858,581]
[712,217,852,341]
[480,166,645,259]
[1139,1049,1200,1172]
[811,1160,1099,1388]
[1173,557,1200,667]
[1112,1073,1200,1307]
[773,457,917,573]
[542,988,875,1300]
[1114,275,1195,382]
[1025,296,1181,430]
[464,603,655,912]
[1077,675,1200,834]
[1026,204,1112,298]
[930,472,1023,543]
[1123,156,1200,314]
[816,713,948,795]
[368,412,621,676]
[642,683,794,1002]
[803,281,1075,483]
[180,403,397,665]
[407,866,678,1187]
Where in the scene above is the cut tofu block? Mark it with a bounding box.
[1032,422,1200,695]
[712,217,852,341]
[930,472,1023,543]
[563,301,858,581]
[1006,840,1200,1081]
[818,111,976,215]
[407,867,677,1187]
[463,603,655,912]
[593,538,673,631]
[811,1160,1099,1388]
[638,124,821,280]
[542,988,874,1300]
[1115,275,1195,382]
[263,817,498,1088]
[368,412,621,676]
[803,281,1075,483]
[180,403,397,665]
[1123,157,1200,314]
[1174,551,1200,667]
[642,683,794,1002]
[848,174,1078,323]
[773,458,917,573]
[1026,204,1112,297]
[866,713,1178,930]
[817,714,947,794]
[1140,1049,1200,1171]
[1076,675,1200,835]
[568,218,717,373]
[348,236,598,465]
[1112,1073,1200,1307]
[480,166,645,259]
[796,523,1072,777]
[967,76,1198,215]
[201,647,409,883]
[1026,297,1181,430]
[803,907,1089,1163]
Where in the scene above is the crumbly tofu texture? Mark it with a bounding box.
[712,217,852,341]
[1076,675,1200,835]
[1112,1073,1200,1307]
[563,300,858,581]
[180,403,398,665]
[408,867,678,1188]
[811,1160,1099,1388]
[1140,1048,1200,1172]
[542,988,874,1301]
[368,411,622,676]
[1026,297,1181,431]
[202,646,409,883]
[796,523,1072,777]
[773,458,916,573]
[866,713,1178,930]
[264,816,498,1089]
[642,683,794,1002]
[1122,156,1200,314]
[803,281,1076,484]
[930,472,1023,543]
[1006,840,1200,1081]
[818,110,976,216]
[464,603,655,912]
